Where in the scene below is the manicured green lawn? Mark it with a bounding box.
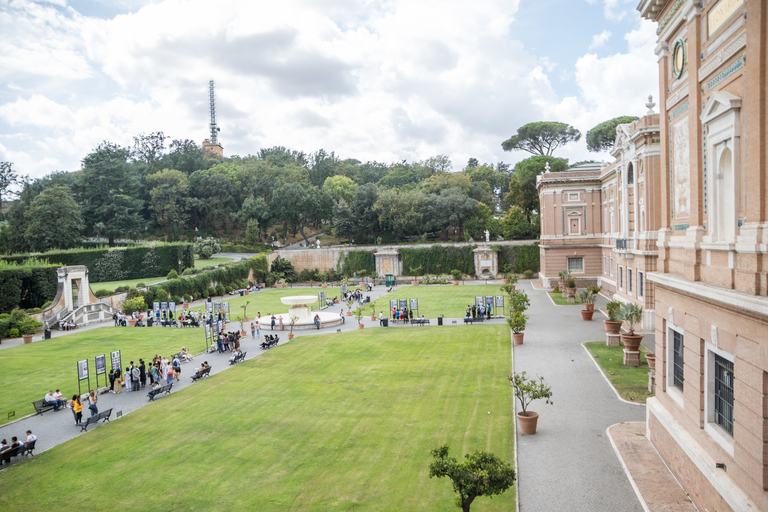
[0,326,514,511]
[193,256,234,269]
[584,341,654,404]
[368,284,512,318]
[547,290,583,306]
[0,328,206,425]
[90,276,165,293]
[187,287,346,320]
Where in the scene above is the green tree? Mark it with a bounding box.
[0,162,27,215]
[428,445,515,512]
[146,168,191,240]
[23,186,84,251]
[505,155,569,222]
[237,195,273,241]
[79,142,144,246]
[308,149,340,187]
[501,206,534,239]
[373,188,425,240]
[502,121,581,156]
[195,237,221,259]
[131,131,168,169]
[244,219,260,246]
[322,175,358,205]
[586,115,639,153]
[271,183,332,245]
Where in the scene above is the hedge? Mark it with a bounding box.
[496,243,540,273]
[0,265,58,313]
[399,246,476,276]
[1,243,194,283]
[144,254,269,303]
[338,250,375,277]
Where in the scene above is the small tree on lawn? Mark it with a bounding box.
[509,371,553,417]
[429,445,516,512]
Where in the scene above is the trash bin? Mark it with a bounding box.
[239,290,244,297]
[437,317,443,326]
[44,329,52,340]
[382,318,389,327]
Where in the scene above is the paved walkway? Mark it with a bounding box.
[514,280,647,512]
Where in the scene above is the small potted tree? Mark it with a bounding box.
[585,286,601,311]
[450,269,462,285]
[241,301,250,322]
[370,304,377,321]
[509,371,553,435]
[579,291,595,320]
[508,289,530,316]
[558,270,570,297]
[287,315,297,340]
[235,315,247,337]
[508,310,528,345]
[566,278,577,303]
[604,300,623,335]
[619,303,644,352]
[354,307,365,329]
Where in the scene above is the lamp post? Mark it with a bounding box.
[178,259,182,274]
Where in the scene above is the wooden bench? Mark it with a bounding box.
[411,319,431,326]
[463,317,485,324]
[191,366,212,382]
[32,399,55,415]
[147,383,173,401]
[230,351,247,365]
[80,408,113,432]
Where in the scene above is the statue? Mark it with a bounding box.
[484,230,490,242]
[316,239,320,248]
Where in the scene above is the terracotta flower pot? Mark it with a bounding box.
[346,311,352,316]
[276,284,284,289]
[358,323,365,329]
[581,310,594,321]
[411,281,419,286]
[240,330,247,337]
[585,303,594,311]
[453,281,459,285]
[604,320,622,335]
[513,333,524,345]
[288,333,295,340]
[22,334,33,344]
[621,333,643,352]
[322,284,328,288]
[183,302,189,309]
[245,290,250,295]
[517,411,539,435]
[645,353,656,369]
[127,319,138,327]
[501,279,509,284]
[371,316,377,321]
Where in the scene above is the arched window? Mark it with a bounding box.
[627,163,634,185]
[715,147,735,241]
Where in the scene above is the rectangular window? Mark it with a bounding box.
[603,256,607,275]
[619,266,623,288]
[628,269,633,292]
[713,354,734,436]
[673,330,685,391]
[639,271,644,297]
[567,257,584,272]
[610,257,614,276]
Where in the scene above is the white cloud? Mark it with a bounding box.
[589,30,612,49]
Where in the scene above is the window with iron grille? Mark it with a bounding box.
[673,330,684,391]
[714,354,734,436]
[639,271,644,297]
[628,269,633,292]
[603,256,607,275]
[567,257,583,272]
[619,266,623,288]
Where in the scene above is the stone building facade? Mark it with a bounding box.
[537,113,662,328]
[638,0,768,510]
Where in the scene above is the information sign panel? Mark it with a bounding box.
[389,299,398,311]
[95,355,106,375]
[399,299,407,310]
[495,295,505,308]
[169,302,176,313]
[153,302,160,312]
[205,324,211,339]
[485,296,493,307]
[475,296,484,306]
[160,301,168,312]
[110,350,122,371]
[409,298,418,310]
[206,301,213,313]
[223,302,230,314]
[77,359,89,381]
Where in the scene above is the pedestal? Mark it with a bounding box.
[648,368,656,393]
[623,349,640,367]
[606,334,621,347]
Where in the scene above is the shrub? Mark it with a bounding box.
[182,268,196,276]
[567,278,576,289]
[523,269,535,279]
[122,297,146,315]
[450,269,462,280]
[167,269,180,280]
[170,295,181,304]
[8,328,19,338]
[136,282,146,288]
[183,294,191,302]
[201,265,216,271]
[207,287,216,297]
[225,286,233,293]
[126,287,142,300]
[215,283,226,296]
[114,286,129,293]
[195,238,221,259]
[94,289,111,297]
[41,301,52,309]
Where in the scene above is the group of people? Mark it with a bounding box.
[42,388,101,426]
[60,320,78,331]
[465,303,492,320]
[390,306,414,323]
[343,288,367,304]
[108,353,184,394]
[0,430,36,465]
[214,331,241,354]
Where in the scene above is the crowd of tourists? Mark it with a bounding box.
[465,303,491,320]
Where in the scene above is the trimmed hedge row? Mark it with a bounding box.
[497,243,540,273]
[338,250,375,277]
[0,266,58,313]
[144,254,269,303]
[399,246,476,276]
[1,243,194,283]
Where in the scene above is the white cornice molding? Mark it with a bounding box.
[647,272,768,317]
[699,31,747,82]
[666,87,689,110]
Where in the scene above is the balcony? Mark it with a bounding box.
[616,238,629,250]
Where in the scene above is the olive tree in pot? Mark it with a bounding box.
[509,371,553,435]
[287,315,297,340]
[354,307,365,329]
[604,300,623,335]
[508,310,528,345]
[579,291,595,320]
[619,303,644,353]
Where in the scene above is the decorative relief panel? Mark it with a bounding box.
[672,116,691,219]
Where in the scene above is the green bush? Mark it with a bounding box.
[399,246,475,275]
[0,263,58,313]
[136,282,146,288]
[337,251,375,277]
[496,244,540,274]
[195,238,221,259]
[126,287,142,300]
[206,287,215,297]
[170,295,181,304]
[41,301,52,309]
[8,328,19,338]
[215,283,226,296]
[122,297,146,315]
[167,269,179,280]
[183,294,191,302]
[523,269,535,279]
[182,268,196,276]
[94,289,111,297]
[114,286,129,293]
[201,265,216,271]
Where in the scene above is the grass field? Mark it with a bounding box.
[0,328,206,425]
[0,326,514,511]
[367,284,512,318]
[193,256,234,269]
[584,341,654,404]
[187,287,347,320]
[90,276,165,293]
[547,290,583,306]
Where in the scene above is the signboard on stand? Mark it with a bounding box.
[389,299,398,311]
[169,302,176,313]
[409,298,418,311]
[399,299,407,310]
[160,301,168,312]
[153,302,160,312]
[95,354,106,389]
[77,359,90,395]
[495,295,504,314]
[475,296,484,307]
[110,350,122,373]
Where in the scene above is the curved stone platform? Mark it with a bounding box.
[262,311,343,331]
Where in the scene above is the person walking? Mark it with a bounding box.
[165,365,174,385]
[139,359,147,388]
[279,316,284,331]
[71,395,83,426]
[113,368,122,393]
[256,320,261,338]
[250,322,255,339]
[87,390,98,417]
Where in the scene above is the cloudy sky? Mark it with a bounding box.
[0,0,659,178]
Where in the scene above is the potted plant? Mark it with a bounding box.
[287,315,297,340]
[558,270,570,297]
[619,303,644,353]
[450,269,462,285]
[411,266,422,286]
[579,291,594,320]
[122,297,146,327]
[235,315,247,337]
[566,278,577,303]
[604,300,623,335]
[509,371,553,435]
[586,285,601,311]
[508,289,530,314]
[241,301,250,322]
[370,304,377,321]
[645,353,656,369]
[346,298,354,315]
[354,307,365,329]
[506,272,519,290]
[508,310,528,345]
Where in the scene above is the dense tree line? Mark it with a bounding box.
[0,115,636,254]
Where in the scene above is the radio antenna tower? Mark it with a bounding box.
[209,79,219,144]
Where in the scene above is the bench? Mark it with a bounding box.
[191,366,212,382]
[261,336,280,350]
[80,408,113,432]
[0,445,21,466]
[32,399,56,415]
[411,319,431,326]
[464,317,485,324]
[147,383,173,401]
[230,351,247,365]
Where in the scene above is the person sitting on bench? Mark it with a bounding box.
[44,390,66,411]
[229,350,242,364]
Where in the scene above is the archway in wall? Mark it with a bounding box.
[716,148,735,241]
